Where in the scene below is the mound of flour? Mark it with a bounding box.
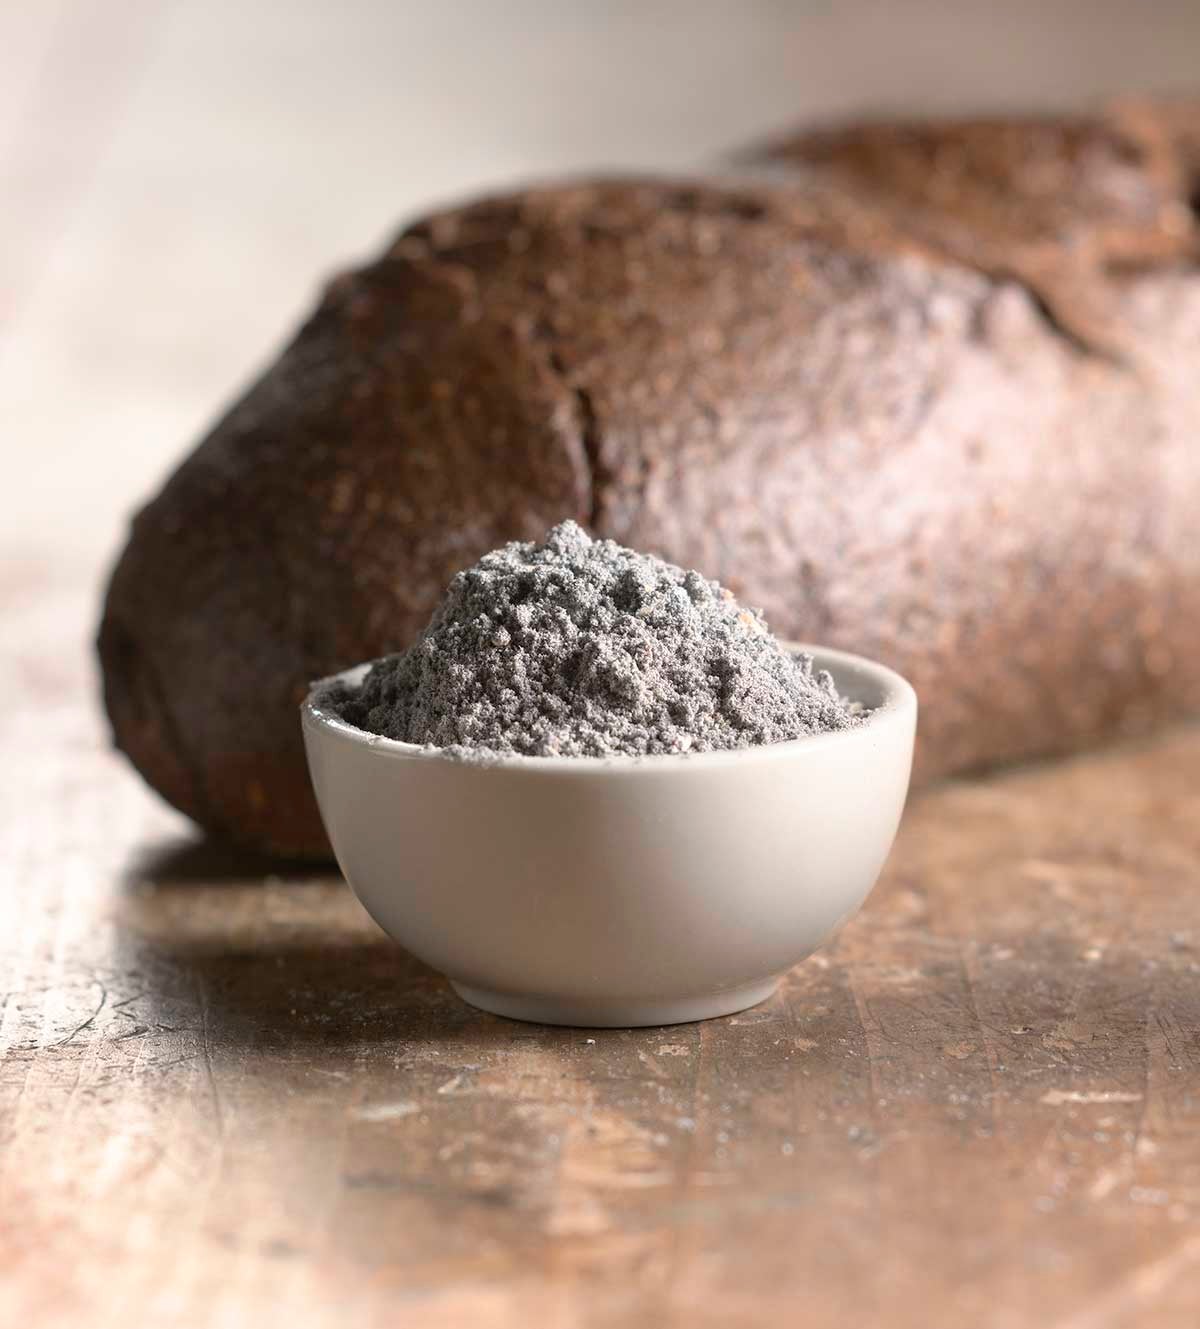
[331,521,862,757]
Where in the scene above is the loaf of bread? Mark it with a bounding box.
[99,101,1200,857]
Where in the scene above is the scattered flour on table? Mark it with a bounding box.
[327,520,864,759]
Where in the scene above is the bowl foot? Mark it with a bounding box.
[449,977,780,1028]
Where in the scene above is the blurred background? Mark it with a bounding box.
[5,0,1200,590]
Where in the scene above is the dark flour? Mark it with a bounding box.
[330,521,863,758]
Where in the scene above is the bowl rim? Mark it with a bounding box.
[301,642,917,775]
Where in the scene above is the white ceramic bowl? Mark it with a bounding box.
[301,644,916,1028]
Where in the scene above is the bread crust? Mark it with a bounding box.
[99,103,1200,856]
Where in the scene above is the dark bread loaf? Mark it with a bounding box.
[99,101,1200,857]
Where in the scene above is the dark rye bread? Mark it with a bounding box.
[99,100,1200,857]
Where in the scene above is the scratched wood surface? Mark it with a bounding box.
[4,574,1200,1329]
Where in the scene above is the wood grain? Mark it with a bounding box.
[3,574,1199,1328]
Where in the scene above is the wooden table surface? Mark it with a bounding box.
[4,576,1200,1328]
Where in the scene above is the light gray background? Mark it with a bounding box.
[3,0,1198,577]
